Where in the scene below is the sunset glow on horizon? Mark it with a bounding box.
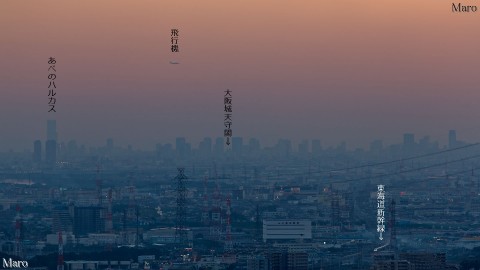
[1,0,479,150]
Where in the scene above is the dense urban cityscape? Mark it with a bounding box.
[1,120,480,269]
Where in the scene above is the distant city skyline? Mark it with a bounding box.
[2,122,479,152]
[14,120,471,153]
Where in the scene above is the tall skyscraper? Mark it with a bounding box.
[232,137,243,155]
[47,120,57,141]
[336,141,347,152]
[67,140,78,156]
[298,140,309,156]
[403,133,415,154]
[248,138,261,154]
[199,137,212,157]
[155,143,162,158]
[186,142,192,156]
[46,120,57,165]
[312,139,321,156]
[403,133,415,146]
[449,130,457,149]
[106,138,114,152]
[33,140,42,162]
[46,140,57,165]
[214,137,224,156]
[176,137,187,158]
[164,143,174,158]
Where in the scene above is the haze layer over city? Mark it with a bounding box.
[1,0,480,270]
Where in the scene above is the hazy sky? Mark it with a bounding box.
[1,0,479,151]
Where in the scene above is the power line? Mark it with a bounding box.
[326,143,478,171]
[255,143,480,179]
[324,153,480,185]
[343,165,480,195]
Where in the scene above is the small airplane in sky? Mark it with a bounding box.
[169,61,179,64]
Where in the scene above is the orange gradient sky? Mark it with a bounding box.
[0,0,479,150]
